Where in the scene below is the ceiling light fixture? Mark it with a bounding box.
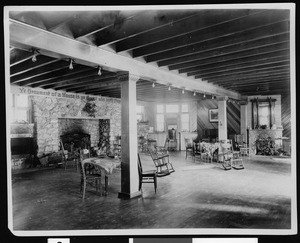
[31,49,39,62]
[69,59,74,70]
[193,91,196,96]
[168,85,171,91]
[97,66,102,76]
[212,95,214,99]
[182,88,185,94]
[203,93,206,98]
[152,81,155,88]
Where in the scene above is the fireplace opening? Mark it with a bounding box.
[60,132,91,152]
[255,136,275,155]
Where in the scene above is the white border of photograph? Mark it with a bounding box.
[4,3,297,237]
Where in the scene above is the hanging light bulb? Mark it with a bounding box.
[31,49,39,62]
[212,95,214,99]
[168,85,171,91]
[203,93,206,98]
[32,54,37,62]
[182,88,185,94]
[193,91,196,96]
[97,66,102,76]
[69,59,74,70]
[152,82,155,87]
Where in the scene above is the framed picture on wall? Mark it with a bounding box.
[209,109,218,122]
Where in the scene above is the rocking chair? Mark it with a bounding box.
[147,145,175,177]
[219,140,244,170]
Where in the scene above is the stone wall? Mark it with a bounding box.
[31,96,121,156]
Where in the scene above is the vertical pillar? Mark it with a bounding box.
[218,96,228,141]
[240,100,248,142]
[118,72,142,199]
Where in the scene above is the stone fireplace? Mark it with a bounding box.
[249,128,283,155]
[30,94,121,156]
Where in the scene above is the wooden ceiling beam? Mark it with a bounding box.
[133,10,289,57]
[240,88,290,95]
[17,65,92,87]
[158,34,289,67]
[179,49,288,74]
[223,80,289,89]
[197,63,290,79]
[87,90,121,96]
[65,80,120,93]
[234,86,289,94]
[10,56,60,77]
[38,73,98,89]
[10,60,68,84]
[186,55,289,77]
[56,76,119,91]
[9,19,241,99]
[10,48,35,66]
[38,69,116,88]
[169,42,289,71]
[117,9,263,52]
[77,10,199,46]
[207,70,290,85]
[29,67,96,88]
[145,21,289,62]
[220,77,289,86]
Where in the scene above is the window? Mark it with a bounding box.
[166,104,179,113]
[157,104,164,113]
[181,104,189,113]
[136,105,144,122]
[11,94,31,123]
[156,114,165,132]
[181,114,190,132]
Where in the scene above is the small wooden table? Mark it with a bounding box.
[82,157,121,195]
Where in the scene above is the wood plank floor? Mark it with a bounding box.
[11,152,292,232]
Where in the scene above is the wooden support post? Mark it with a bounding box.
[118,73,142,199]
[218,96,228,141]
[240,100,248,142]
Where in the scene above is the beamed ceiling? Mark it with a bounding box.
[8,7,291,103]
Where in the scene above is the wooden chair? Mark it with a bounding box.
[147,145,175,177]
[239,144,250,157]
[184,138,193,159]
[60,140,79,171]
[234,134,249,156]
[200,142,213,163]
[219,140,244,170]
[193,142,202,162]
[79,152,103,199]
[138,153,157,193]
[154,137,169,155]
